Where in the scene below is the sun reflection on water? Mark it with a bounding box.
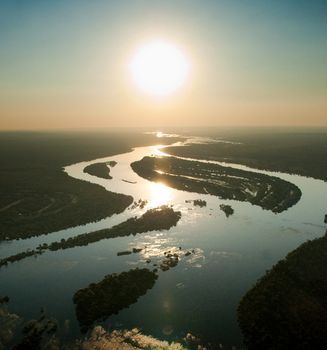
[149,145,167,156]
[148,182,173,207]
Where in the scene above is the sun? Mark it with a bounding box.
[129,40,190,96]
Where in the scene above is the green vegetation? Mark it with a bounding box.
[117,250,132,256]
[0,206,181,268]
[160,253,179,271]
[47,206,181,251]
[83,162,112,179]
[80,326,187,350]
[0,249,44,268]
[165,130,327,181]
[73,268,158,330]
[0,131,181,241]
[0,296,9,304]
[130,199,148,209]
[219,204,234,217]
[238,230,327,349]
[185,199,207,207]
[12,309,58,350]
[0,169,133,240]
[0,170,132,241]
[131,156,301,213]
[0,305,20,350]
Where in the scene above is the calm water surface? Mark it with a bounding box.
[1,134,326,348]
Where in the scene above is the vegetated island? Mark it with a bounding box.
[0,206,181,267]
[131,156,301,213]
[47,205,181,251]
[238,230,327,349]
[73,268,158,331]
[185,199,207,207]
[83,162,112,179]
[220,204,234,217]
[0,249,43,268]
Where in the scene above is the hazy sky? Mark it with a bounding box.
[1,0,326,129]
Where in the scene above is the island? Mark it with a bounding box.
[47,205,181,251]
[219,204,234,217]
[186,199,207,207]
[83,162,112,179]
[131,156,301,213]
[0,249,43,268]
[73,268,158,330]
[238,230,327,349]
[0,206,182,268]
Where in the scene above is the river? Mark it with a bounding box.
[1,133,326,348]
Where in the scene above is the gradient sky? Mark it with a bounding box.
[1,0,326,129]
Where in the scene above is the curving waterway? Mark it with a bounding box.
[1,133,326,348]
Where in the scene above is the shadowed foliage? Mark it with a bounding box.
[73,268,158,331]
[238,231,327,349]
[165,130,327,182]
[83,162,112,179]
[0,206,181,267]
[131,156,301,213]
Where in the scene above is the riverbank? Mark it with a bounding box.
[238,229,327,349]
[0,131,181,241]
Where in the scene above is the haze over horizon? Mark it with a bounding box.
[1,0,326,130]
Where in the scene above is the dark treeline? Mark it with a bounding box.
[131,156,301,213]
[73,268,158,330]
[0,206,181,267]
[83,162,112,179]
[220,204,234,217]
[12,310,58,350]
[0,249,43,268]
[48,206,181,250]
[238,230,327,349]
[165,130,327,182]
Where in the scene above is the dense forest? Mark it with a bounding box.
[238,230,327,349]
[83,162,112,179]
[131,156,301,213]
[73,268,158,330]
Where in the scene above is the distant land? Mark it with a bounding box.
[165,129,327,181]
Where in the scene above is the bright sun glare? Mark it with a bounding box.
[129,40,190,96]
